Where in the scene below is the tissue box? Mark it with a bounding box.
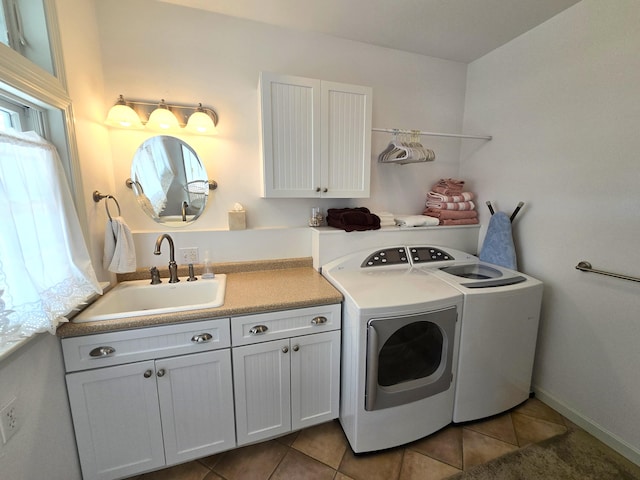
[228,211,246,230]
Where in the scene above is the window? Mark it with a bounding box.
[0,0,92,357]
[1,0,56,76]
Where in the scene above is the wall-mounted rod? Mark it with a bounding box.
[575,261,640,284]
[372,127,492,140]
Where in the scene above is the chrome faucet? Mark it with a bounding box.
[154,234,179,283]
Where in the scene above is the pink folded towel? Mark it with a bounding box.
[425,200,476,211]
[423,208,478,220]
[432,178,465,195]
[427,191,474,203]
[439,218,480,225]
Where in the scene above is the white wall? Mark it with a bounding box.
[461,0,640,462]
[0,334,81,479]
[94,0,469,262]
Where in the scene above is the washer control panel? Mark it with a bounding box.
[361,247,409,267]
[408,247,454,264]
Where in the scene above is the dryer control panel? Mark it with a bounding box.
[361,247,409,267]
[361,246,456,267]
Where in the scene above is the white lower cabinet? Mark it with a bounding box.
[63,319,235,480]
[62,306,342,479]
[231,305,341,445]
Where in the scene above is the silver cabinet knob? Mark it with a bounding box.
[191,333,213,343]
[157,369,166,377]
[281,346,289,354]
[323,188,328,193]
[311,316,327,325]
[249,325,268,335]
[89,346,115,357]
[316,187,321,192]
[292,345,299,352]
[143,370,153,378]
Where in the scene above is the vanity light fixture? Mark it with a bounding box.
[104,95,219,135]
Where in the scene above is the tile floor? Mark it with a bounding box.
[126,398,575,480]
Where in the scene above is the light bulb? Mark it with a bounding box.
[147,100,180,131]
[105,95,143,129]
[186,105,217,135]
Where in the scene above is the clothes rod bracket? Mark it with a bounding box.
[575,261,640,283]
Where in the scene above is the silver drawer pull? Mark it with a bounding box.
[89,346,115,358]
[143,370,153,378]
[249,325,268,335]
[282,346,289,354]
[292,345,299,352]
[191,333,213,343]
[311,316,327,325]
[157,369,166,377]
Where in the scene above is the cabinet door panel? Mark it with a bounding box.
[290,330,341,430]
[260,72,321,197]
[157,350,236,465]
[321,82,372,198]
[233,340,291,445]
[66,361,164,480]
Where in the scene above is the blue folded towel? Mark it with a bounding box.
[479,212,517,270]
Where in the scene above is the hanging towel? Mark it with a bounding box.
[103,216,137,273]
[394,215,439,227]
[479,212,517,270]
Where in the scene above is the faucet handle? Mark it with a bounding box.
[150,266,162,285]
[187,264,198,282]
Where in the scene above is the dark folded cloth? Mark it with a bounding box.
[327,207,381,232]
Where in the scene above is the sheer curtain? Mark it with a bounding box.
[0,130,101,348]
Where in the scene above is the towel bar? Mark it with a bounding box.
[575,261,640,283]
[93,191,121,220]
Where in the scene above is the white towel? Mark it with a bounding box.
[394,215,439,227]
[374,211,396,227]
[103,216,137,273]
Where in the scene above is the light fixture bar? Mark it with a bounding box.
[123,99,218,127]
[105,95,219,134]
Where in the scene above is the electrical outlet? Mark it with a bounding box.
[178,247,199,265]
[0,397,20,444]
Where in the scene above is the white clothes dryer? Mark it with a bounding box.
[322,246,463,453]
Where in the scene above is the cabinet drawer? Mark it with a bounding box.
[62,318,230,372]
[231,304,340,346]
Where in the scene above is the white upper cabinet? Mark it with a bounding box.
[259,72,372,198]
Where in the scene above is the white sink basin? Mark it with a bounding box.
[72,275,226,323]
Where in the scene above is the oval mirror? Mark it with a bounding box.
[130,136,209,226]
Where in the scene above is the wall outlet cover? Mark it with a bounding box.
[0,397,20,444]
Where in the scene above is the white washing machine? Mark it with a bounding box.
[411,246,544,423]
[322,246,463,453]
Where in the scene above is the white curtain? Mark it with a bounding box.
[0,130,101,346]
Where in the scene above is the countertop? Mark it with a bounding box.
[56,258,343,338]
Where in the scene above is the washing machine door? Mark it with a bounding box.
[365,307,457,411]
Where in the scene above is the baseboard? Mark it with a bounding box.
[532,385,640,466]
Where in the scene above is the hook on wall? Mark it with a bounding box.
[485,201,525,223]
